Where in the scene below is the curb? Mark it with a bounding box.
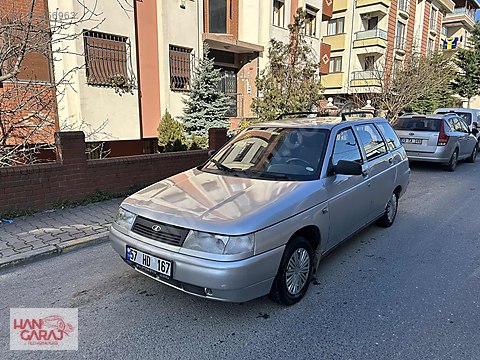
[0,231,110,270]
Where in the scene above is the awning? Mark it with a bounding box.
[202,33,264,54]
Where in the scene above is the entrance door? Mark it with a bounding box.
[217,67,237,117]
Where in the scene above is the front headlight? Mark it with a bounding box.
[183,231,255,255]
[114,207,136,231]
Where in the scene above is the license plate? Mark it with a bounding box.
[126,246,172,278]
[401,138,422,144]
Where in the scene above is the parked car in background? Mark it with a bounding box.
[110,115,410,305]
[393,114,478,171]
[434,108,480,143]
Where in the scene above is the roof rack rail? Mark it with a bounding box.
[339,111,376,121]
[275,111,325,120]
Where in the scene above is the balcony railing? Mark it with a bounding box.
[397,0,410,13]
[351,70,383,80]
[451,7,475,21]
[395,36,406,51]
[355,29,388,41]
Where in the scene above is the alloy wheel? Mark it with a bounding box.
[285,248,311,295]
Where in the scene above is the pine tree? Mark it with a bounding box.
[182,44,231,138]
[452,24,480,107]
[158,110,187,152]
[251,8,324,122]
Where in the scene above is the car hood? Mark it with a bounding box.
[121,168,327,235]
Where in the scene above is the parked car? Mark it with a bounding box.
[393,114,478,171]
[110,115,410,305]
[434,108,480,142]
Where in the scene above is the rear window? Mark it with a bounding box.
[436,112,472,125]
[376,122,401,150]
[392,118,442,131]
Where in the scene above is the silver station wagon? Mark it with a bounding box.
[110,114,410,305]
[393,114,478,171]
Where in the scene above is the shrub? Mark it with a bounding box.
[158,110,188,152]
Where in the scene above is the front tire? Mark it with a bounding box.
[376,192,398,228]
[269,236,313,306]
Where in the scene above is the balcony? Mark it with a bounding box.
[333,0,349,12]
[443,7,476,31]
[324,33,347,51]
[321,73,345,89]
[350,70,383,87]
[356,0,391,8]
[353,29,388,53]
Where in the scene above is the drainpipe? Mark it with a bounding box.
[347,0,357,96]
[133,0,144,141]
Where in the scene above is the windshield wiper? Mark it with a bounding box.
[210,159,235,173]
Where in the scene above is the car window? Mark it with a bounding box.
[450,118,466,132]
[393,117,442,131]
[436,111,472,125]
[355,124,388,161]
[457,117,469,132]
[203,127,329,181]
[332,128,363,166]
[376,122,401,151]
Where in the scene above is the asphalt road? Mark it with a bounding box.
[1,159,480,360]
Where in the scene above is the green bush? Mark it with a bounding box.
[158,110,188,152]
[188,134,208,150]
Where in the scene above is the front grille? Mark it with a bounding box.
[131,216,189,246]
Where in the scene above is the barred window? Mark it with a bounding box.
[83,31,129,86]
[169,45,192,90]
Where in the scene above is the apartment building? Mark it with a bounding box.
[441,0,480,51]
[320,0,459,102]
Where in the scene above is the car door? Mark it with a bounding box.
[355,123,397,223]
[324,127,371,249]
[453,117,471,157]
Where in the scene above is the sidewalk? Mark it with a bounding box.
[0,198,123,268]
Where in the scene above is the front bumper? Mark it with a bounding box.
[109,226,284,303]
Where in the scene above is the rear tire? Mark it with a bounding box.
[467,144,478,163]
[376,192,398,228]
[269,236,313,306]
[444,149,458,172]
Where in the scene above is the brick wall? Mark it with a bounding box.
[405,0,418,58]
[421,2,431,55]
[0,129,229,214]
[385,0,399,76]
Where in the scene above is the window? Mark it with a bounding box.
[430,8,438,29]
[83,31,129,86]
[355,124,387,160]
[329,56,342,73]
[209,0,227,33]
[327,18,344,36]
[364,56,375,71]
[169,45,192,90]
[395,22,406,50]
[376,123,401,151]
[332,128,363,166]
[273,0,285,27]
[427,38,435,55]
[304,5,318,37]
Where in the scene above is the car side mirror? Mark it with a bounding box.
[472,128,479,135]
[333,160,363,176]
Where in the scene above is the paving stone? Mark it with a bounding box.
[28,241,49,250]
[0,248,17,257]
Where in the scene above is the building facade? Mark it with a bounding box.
[320,0,460,103]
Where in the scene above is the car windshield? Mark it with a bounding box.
[436,112,472,125]
[202,127,329,181]
[393,117,442,131]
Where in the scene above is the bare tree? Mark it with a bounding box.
[350,52,455,122]
[0,0,132,166]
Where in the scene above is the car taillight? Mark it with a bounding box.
[473,121,478,128]
[438,121,449,146]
